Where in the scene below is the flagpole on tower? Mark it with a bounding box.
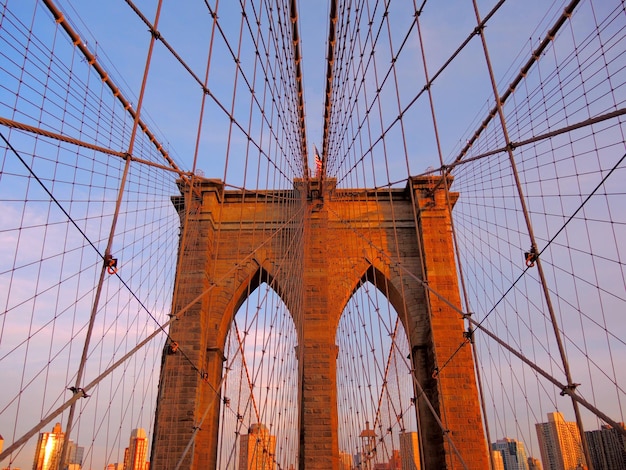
[314,144,323,178]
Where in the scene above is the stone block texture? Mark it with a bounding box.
[151,176,489,469]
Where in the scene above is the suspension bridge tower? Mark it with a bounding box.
[151,174,489,470]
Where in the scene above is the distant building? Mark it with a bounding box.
[527,457,542,469]
[388,449,401,469]
[31,425,82,470]
[585,423,626,469]
[535,412,586,470]
[491,450,505,470]
[399,431,420,470]
[492,438,529,470]
[372,450,402,470]
[123,428,148,470]
[359,422,377,470]
[106,463,124,470]
[66,440,84,469]
[354,451,362,468]
[238,423,276,470]
[339,451,353,470]
[33,423,65,470]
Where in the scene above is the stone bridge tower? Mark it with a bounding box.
[150,175,489,469]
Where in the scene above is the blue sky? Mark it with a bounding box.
[1,0,625,468]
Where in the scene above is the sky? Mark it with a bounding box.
[1,0,625,468]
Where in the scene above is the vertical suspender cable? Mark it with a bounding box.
[468,1,594,469]
[410,3,496,467]
[51,0,166,468]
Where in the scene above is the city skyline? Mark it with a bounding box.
[536,412,586,470]
[10,414,623,470]
[32,424,64,470]
[492,437,530,470]
[31,424,84,470]
[102,428,150,470]
[122,429,148,470]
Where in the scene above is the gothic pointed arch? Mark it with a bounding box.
[336,257,430,348]
[215,258,294,351]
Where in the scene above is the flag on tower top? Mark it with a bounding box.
[314,145,322,177]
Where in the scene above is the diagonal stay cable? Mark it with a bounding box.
[0,132,308,460]
[460,151,626,355]
[0,117,188,176]
[325,148,626,434]
[442,106,626,172]
[332,0,508,184]
[0,131,172,339]
[41,0,183,175]
[439,151,626,438]
[123,0,301,180]
[0,131,199,461]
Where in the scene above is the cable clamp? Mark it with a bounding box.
[104,254,118,274]
[524,246,539,267]
[560,383,580,396]
[168,341,179,354]
[463,327,474,344]
[68,386,90,398]
[431,367,439,379]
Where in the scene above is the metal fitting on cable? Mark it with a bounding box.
[560,383,580,396]
[104,253,118,274]
[525,245,539,267]
[463,328,475,344]
[68,386,89,398]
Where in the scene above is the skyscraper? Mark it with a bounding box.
[492,438,529,470]
[339,451,353,470]
[238,423,276,470]
[65,440,84,470]
[32,423,65,470]
[492,451,505,470]
[527,457,543,470]
[123,428,148,470]
[535,412,586,470]
[585,423,626,469]
[399,431,420,470]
